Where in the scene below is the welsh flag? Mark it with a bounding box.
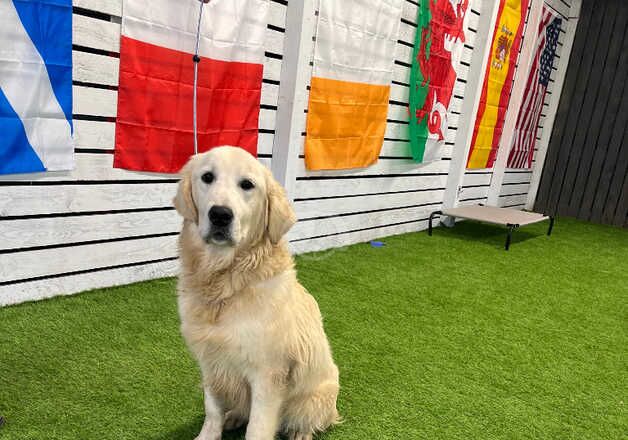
[409,0,469,163]
[113,0,268,173]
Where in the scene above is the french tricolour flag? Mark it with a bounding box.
[113,0,269,173]
[0,0,74,175]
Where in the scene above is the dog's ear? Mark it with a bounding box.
[265,169,296,244]
[173,160,198,223]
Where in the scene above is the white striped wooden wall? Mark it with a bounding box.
[0,0,579,306]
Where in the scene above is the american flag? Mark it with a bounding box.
[508,7,562,169]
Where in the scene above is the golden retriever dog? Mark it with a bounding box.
[173,147,340,440]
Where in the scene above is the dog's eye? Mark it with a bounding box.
[239,179,255,191]
[201,172,214,184]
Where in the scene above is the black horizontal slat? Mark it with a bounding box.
[290,215,432,243]
[389,99,409,107]
[499,192,528,197]
[73,44,119,58]
[297,154,424,161]
[265,51,282,60]
[298,201,439,223]
[458,197,488,202]
[0,179,179,187]
[395,60,412,68]
[0,257,178,287]
[392,80,410,87]
[401,18,417,28]
[73,115,115,122]
[72,6,110,21]
[0,231,178,256]
[296,172,448,181]
[73,81,117,91]
[0,206,175,222]
[267,23,285,33]
[462,184,490,189]
[294,187,446,202]
[74,148,112,154]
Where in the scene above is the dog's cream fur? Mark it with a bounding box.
[174,147,339,440]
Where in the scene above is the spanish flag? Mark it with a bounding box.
[304,0,404,170]
[467,0,529,169]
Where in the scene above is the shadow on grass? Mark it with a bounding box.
[151,417,247,440]
[434,221,542,249]
[149,416,202,440]
[150,419,313,440]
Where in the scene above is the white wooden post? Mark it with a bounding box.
[271,0,317,201]
[487,0,544,206]
[442,0,501,214]
[525,0,582,209]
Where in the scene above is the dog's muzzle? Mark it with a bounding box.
[207,205,234,245]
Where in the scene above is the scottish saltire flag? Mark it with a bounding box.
[0,0,74,175]
[507,7,561,169]
[113,0,268,173]
[304,0,404,170]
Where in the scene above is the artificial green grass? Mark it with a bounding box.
[0,218,626,439]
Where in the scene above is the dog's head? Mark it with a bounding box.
[174,147,296,248]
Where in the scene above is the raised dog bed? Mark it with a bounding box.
[429,205,554,250]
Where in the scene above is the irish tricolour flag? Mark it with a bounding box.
[304,0,404,171]
[0,0,74,175]
[113,0,269,173]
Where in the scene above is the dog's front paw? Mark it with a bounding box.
[194,422,222,440]
[194,433,219,440]
[194,433,220,440]
[224,409,246,431]
[287,432,313,440]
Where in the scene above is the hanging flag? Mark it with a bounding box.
[507,7,561,169]
[467,0,529,169]
[113,0,268,173]
[0,0,74,175]
[304,0,404,170]
[409,0,469,163]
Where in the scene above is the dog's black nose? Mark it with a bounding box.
[209,206,233,227]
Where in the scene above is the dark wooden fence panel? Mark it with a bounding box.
[536,0,628,227]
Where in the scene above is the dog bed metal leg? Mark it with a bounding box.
[505,224,517,251]
[428,210,443,236]
[547,216,555,236]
